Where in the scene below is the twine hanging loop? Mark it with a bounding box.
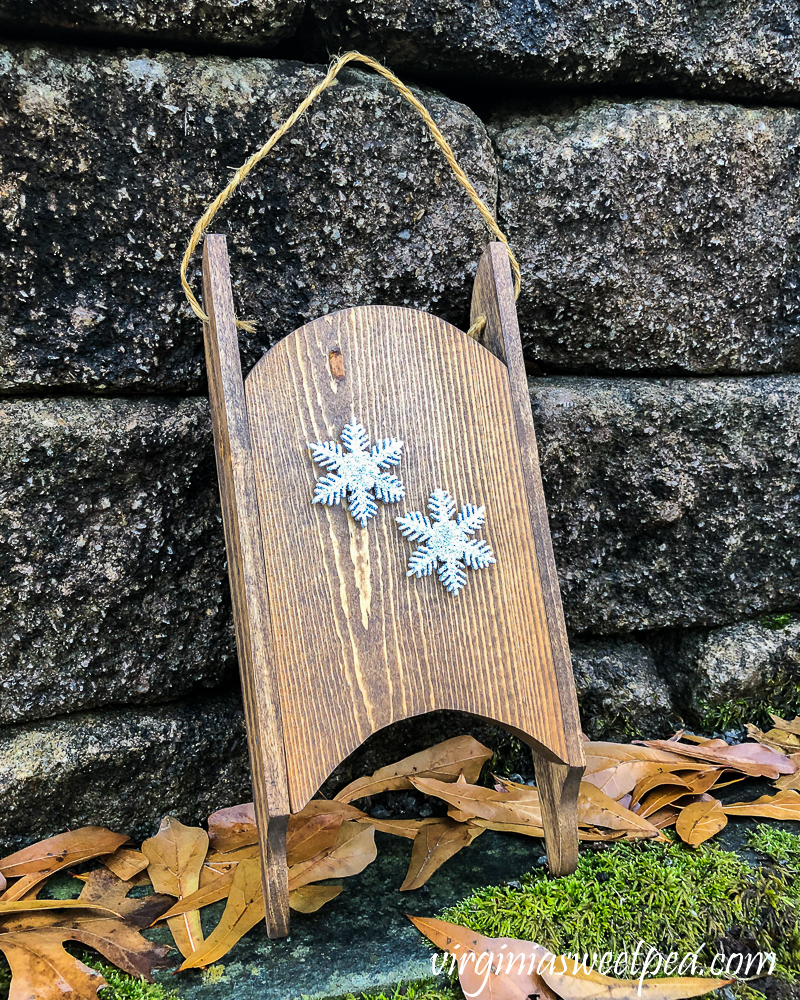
[180,50,521,331]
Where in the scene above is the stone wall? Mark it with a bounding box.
[0,4,798,848]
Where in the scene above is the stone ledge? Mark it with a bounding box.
[664,618,800,722]
[309,0,800,101]
[0,693,251,852]
[0,0,303,47]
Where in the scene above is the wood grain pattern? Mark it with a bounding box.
[244,286,585,814]
[202,236,290,938]
[471,242,584,874]
[204,236,584,937]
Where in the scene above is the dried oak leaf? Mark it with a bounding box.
[289,884,343,913]
[142,816,208,959]
[334,735,493,803]
[0,829,129,902]
[675,799,728,846]
[286,812,343,865]
[77,868,174,928]
[158,871,234,922]
[400,818,483,891]
[287,822,376,892]
[179,857,263,971]
[101,848,150,882]
[635,739,795,780]
[776,756,800,791]
[0,907,173,1000]
[409,914,557,1000]
[722,788,800,820]
[207,804,258,854]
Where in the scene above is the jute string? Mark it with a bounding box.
[180,50,520,336]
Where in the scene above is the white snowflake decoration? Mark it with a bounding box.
[396,488,496,595]
[309,420,405,527]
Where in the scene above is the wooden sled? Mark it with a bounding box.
[201,234,585,939]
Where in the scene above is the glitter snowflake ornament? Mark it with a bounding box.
[309,420,405,527]
[397,488,496,595]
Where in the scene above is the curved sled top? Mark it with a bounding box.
[244,303,581,809]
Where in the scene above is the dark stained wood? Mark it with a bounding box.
[203,236,585,938]
[471,242,584,874]
[201,235,290,938]
[244,266,585,811]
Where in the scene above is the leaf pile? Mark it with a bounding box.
[1,721,798,994]
[0,829,173,1000]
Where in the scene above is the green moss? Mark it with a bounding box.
[333,980,460,1000]
[748,825,800,868]
[82,962,181,1000]
[760,613,794,630]
[440,839,800,982]
[699,679,800,732]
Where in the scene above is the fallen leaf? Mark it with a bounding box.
[203,844,260,872]
[414,776,659,839]
[540,955,730,1000]
[577,829,627,842]
[583,742,688,774]
[675,799,728,846]
[334,736,493,803]
[158,870,235,922]
[0,933,109,1000]
[636,739,795,779]
[770,714,800,736]
[776,755,800,790]
[400,819,483,891]
[286,812,343,865]
[207,803,258,854]
[637,784,694,819]
[142,816,208,958]
[647,806,682,830]
[0,899,118,917]
[77,869,174,928]
[289,884,343,913]
[469,818,547,838]
[408,914,558,1000]
[745,724,800,754]
[287,822,376,891]
[577,783,661,837]
[679,770,728,796]
[293,799,369,822]
[411,776,543,828]
[358,817,436,839]
[630,772,691,808]
[0,908,173,998]
[585,763,691,801]
[0,828,129,901]
[179,858,264,970]
[722,788,800,820]
[101,847,150,881]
